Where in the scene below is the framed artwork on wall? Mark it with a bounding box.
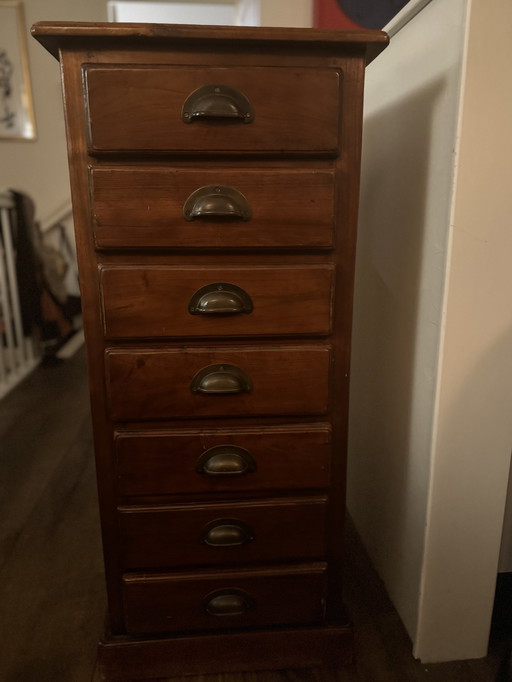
[0,1,36,140]
[314,0,409,29]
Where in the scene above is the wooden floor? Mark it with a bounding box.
[0,347,509,682]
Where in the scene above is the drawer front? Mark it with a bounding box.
[123,563,327,634]
[84,66,340,153]
[91,168,335,249]
[115,424,331,497]
[101,265,333,339]
[118,497,327,569]
[106,346,331,421]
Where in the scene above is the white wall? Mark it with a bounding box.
[108,0,313,29]
[349,0,468,646]
[0,0,107,224]
[350,0,512,662]
[108,1,238,25]
[260,0,312,28]
[414,0,512,661]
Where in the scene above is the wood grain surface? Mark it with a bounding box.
[84,66,340,153]
[100,265,333,339]
[91,167,336,250]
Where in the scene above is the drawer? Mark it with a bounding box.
[115,424,331,497]
[101,265,333,339]
[123,563,327,634]
[118,497,327,569]
[106,345,330,421]
[84,66,340,154]
[91,167,335,250]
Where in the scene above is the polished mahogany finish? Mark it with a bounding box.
[114,424,331,497]
[122,563,328,634]
[91,167,336,249]
[84,66,340,153]
[118,496,327,569]
[32,20,388,681]
[106,345,331,420]
[100,265,334,338]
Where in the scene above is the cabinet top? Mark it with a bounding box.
[31,21,388,65]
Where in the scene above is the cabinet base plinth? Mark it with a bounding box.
[97,625,353,681]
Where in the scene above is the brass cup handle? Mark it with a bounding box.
[188,283,253,315]
[196,445,257,477]
[200,518,255,547]
[183,185,251,221]
[181,84,254,123]
[190,364,252,395]
[203,588,255,617]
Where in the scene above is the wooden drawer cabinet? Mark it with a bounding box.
[33,21,387,681]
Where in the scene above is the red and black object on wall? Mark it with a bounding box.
[313,0,409,29]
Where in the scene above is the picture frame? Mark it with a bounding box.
[0,1,36,140]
